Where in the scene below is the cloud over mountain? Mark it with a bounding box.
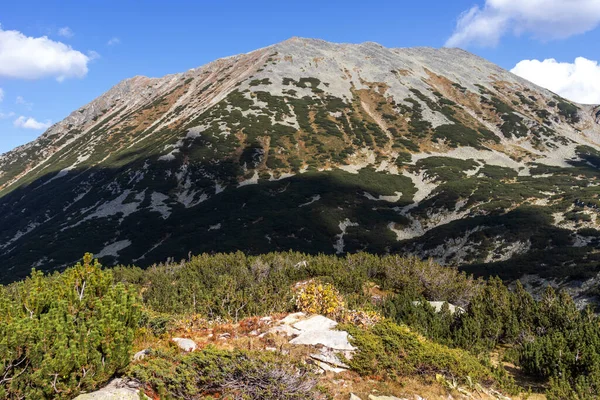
[13,116,52,130]
[0,25,90,81]
[511,57,600,104]
[447,0,600,47]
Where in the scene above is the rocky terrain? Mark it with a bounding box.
[77,311,515,400]
[0,37,599,287]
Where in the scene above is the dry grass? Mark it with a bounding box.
[132,313,548,400]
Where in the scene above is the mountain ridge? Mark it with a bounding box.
[0,37,599,291]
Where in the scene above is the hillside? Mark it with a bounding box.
[3,252,600,399]
[0,37,599,285]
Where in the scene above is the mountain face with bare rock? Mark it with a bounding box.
[1,37,599,287]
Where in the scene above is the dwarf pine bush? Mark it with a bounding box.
[0,254,141,399]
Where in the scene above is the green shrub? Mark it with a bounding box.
[128,346,318,399]
[0,254,141,399]
[344,320,500,387]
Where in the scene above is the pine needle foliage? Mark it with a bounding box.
[0,254,141,399]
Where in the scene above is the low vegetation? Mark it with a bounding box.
[1,251,599,398]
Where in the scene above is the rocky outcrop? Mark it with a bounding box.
[411,300,465,314]
[73,379,146,400]
[267,314,354,374]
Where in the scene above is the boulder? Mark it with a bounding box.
[292,315,337,331]
[289,330,355,351]
[411,301,464,314]
[267,324,302,337]
[172,337,197,352]
[316,360,348,373]
[280,312,306,325]
[310,350,349,368]
[73,379,144,400]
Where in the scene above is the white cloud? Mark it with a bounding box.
[16,96,33,109]
[107,37,120,46]
[0,88,3,102]
[0,111,14,119]
[0,25,90,81]
[447,0,600,47]
[58,26,74,38]
[511,57,600,104]
[13,116,52,130]
[87,50,101,60]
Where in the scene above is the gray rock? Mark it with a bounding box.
[292,315,337,331]
[412,301,464,314]
[172,337,197,352]
[73,379,144,400]
[280,312,306,325]
[133,348,150,361]
[316,360,348,373]
[268,324,302,337]
[310,350,349,368]
[289,330,355,350]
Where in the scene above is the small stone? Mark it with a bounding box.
[316,360,348,373]
[172,337,197,352]
[350,394,362,400]
[132,349,150,361]
[310,350,349,368]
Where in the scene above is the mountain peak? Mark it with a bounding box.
[0,38,598,285]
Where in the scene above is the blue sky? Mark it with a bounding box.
[1,0,600,153]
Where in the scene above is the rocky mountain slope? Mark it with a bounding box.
[1,37,599,284]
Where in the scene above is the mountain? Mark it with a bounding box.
[1,37,599,285]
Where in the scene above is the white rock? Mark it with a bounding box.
[368,395,408,400]
[292,315,337,331]
[268,324,302,337]
[172,337,197,352]
[280,312,306,325]
[289,330,355,351]
[316,360,348,373]
[132,349,149,361]
[350,394,362,400]
[411,301,465,314]
[310,351,349,368]
[73,379,144,400]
